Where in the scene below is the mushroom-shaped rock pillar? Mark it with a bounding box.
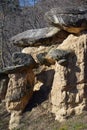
[5,53,37,112]
[0,53,37,130]
[50,34,87,122]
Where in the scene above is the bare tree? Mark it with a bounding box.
[0,0,20,67]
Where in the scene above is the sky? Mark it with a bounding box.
[19,0,38,6]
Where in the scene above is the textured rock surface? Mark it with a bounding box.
[45,7,87,33]
[22,45,58,61]
[22,46,55,96]
[0,65,34,74]
[45,49,72,65]
[6,69,35,112]
[36,49,72,66]
[50,34,87,122]
[12,52,37,68]
[0,53,37,75]
[34,66,55,93]
[22,45,59,67]
[10,27,60,47]
[3,5,87,129]
[9,111,22,130]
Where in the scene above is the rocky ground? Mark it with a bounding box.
[0,90,87,130]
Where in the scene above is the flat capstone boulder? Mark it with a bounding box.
[45,7,87,33]
[10,27,60,47]
[0,53,37,75]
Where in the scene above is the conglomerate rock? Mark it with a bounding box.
[50,34,87,122]
[5,69,35,130]
[6,69,35,112]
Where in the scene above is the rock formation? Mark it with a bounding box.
[0,53,36,130]
[51,34,87,121]
[6,69,35,130]
[6,69,35,112]
[0,5,87,130]
[45,7,87,33]
[10,27,60,47]
[22,34,87,123]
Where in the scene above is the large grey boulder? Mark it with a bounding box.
[10,27,60,47]
[36,49,72,66]
[12,52,37,67]
[0,53,37,74]
[45,7,87,33]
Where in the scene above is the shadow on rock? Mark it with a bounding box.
[24,69,55,112]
